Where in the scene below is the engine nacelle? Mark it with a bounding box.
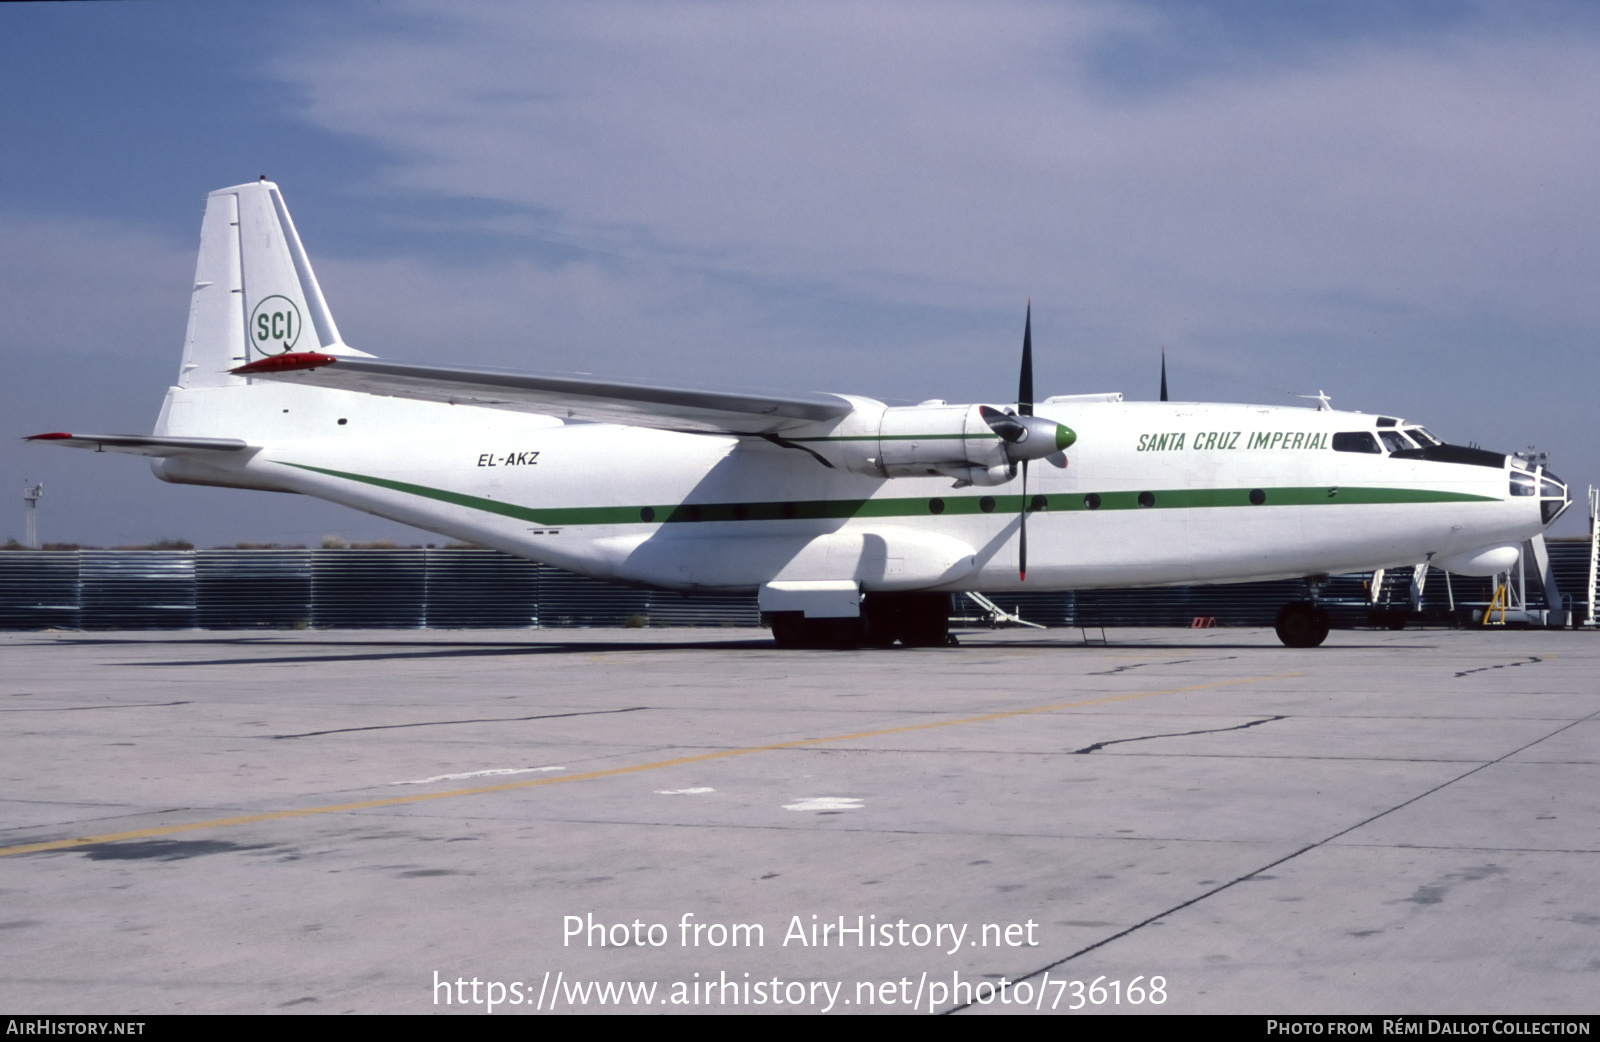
[782,398,1073,486]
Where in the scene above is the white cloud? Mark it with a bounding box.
[260,0,1600,513]
[280,1,1600,336]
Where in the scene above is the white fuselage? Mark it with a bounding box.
[153,383,1545,595]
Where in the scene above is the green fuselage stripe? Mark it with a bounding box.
[785,433,995,443]
[281,462,1498,529]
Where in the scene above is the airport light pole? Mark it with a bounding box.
[23,481,43,549]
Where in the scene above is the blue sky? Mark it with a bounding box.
[4,0,1597,546]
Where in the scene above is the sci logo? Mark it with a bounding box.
[249,295,303,355]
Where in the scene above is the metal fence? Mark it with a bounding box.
[0,549,756,630]
[0,543,1591,630]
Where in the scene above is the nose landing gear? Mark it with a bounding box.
[1274,602,1330,648]
[1274,575,1331,647]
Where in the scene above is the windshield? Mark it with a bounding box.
[1378,431,1416,453]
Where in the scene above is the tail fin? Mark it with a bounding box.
[178,179,370,389]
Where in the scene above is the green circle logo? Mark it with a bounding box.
[249,295,303,355]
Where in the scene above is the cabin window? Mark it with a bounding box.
[979,496,996,513]
[1332,431,1380,453]
[1084,493,1101,510]
[1249,488,1266,505]
[927,498,945,515]
[1137,491,1155,508]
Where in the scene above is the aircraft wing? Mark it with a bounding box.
[24,433,252,456]
[232,354,856,435]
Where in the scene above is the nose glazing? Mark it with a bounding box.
[1539,467,1570,525]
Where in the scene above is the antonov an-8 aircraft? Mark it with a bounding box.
[29,180,1572,647]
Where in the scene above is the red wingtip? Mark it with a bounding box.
[231,352,338,375]
[26,432,74,441]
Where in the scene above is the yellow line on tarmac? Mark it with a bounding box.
[0,673,1293,858]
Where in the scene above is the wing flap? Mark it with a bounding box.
[231,353,855,434]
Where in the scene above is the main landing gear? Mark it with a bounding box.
[769,592,951,649]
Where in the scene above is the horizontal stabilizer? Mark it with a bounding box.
[232,354,856,435]
[26,432,252,457]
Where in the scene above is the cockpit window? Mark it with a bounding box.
[1541,469,1570,524]
[1332,431,1381,453]
[1405,427,1441,447]
[1378,431,1415,453]
[1509,471,1536,496]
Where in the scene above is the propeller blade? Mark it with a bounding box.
[979,404,1027,443]
[1160,346,1168,402]
[1018,303,1034,416]
[1019,460,1029,581]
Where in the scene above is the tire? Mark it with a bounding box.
[862,592,950,648]
[812,617,868,649]
[769,613,813,649]
[769,613,867,649]
[1274,603,1330,648]
[774,594,951,650]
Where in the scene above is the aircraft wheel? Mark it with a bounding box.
[1274,603,1330,648]
[862,592,950,648]
[770,613,868,650]
[858,598,899,648]
[813,617,868,649]
[769,613,813,649]
[897,593,951,648]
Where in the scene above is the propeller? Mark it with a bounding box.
[976,304,1076,580]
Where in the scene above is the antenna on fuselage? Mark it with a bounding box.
[1294,390,1333,411]
[1159,347,1168,402]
